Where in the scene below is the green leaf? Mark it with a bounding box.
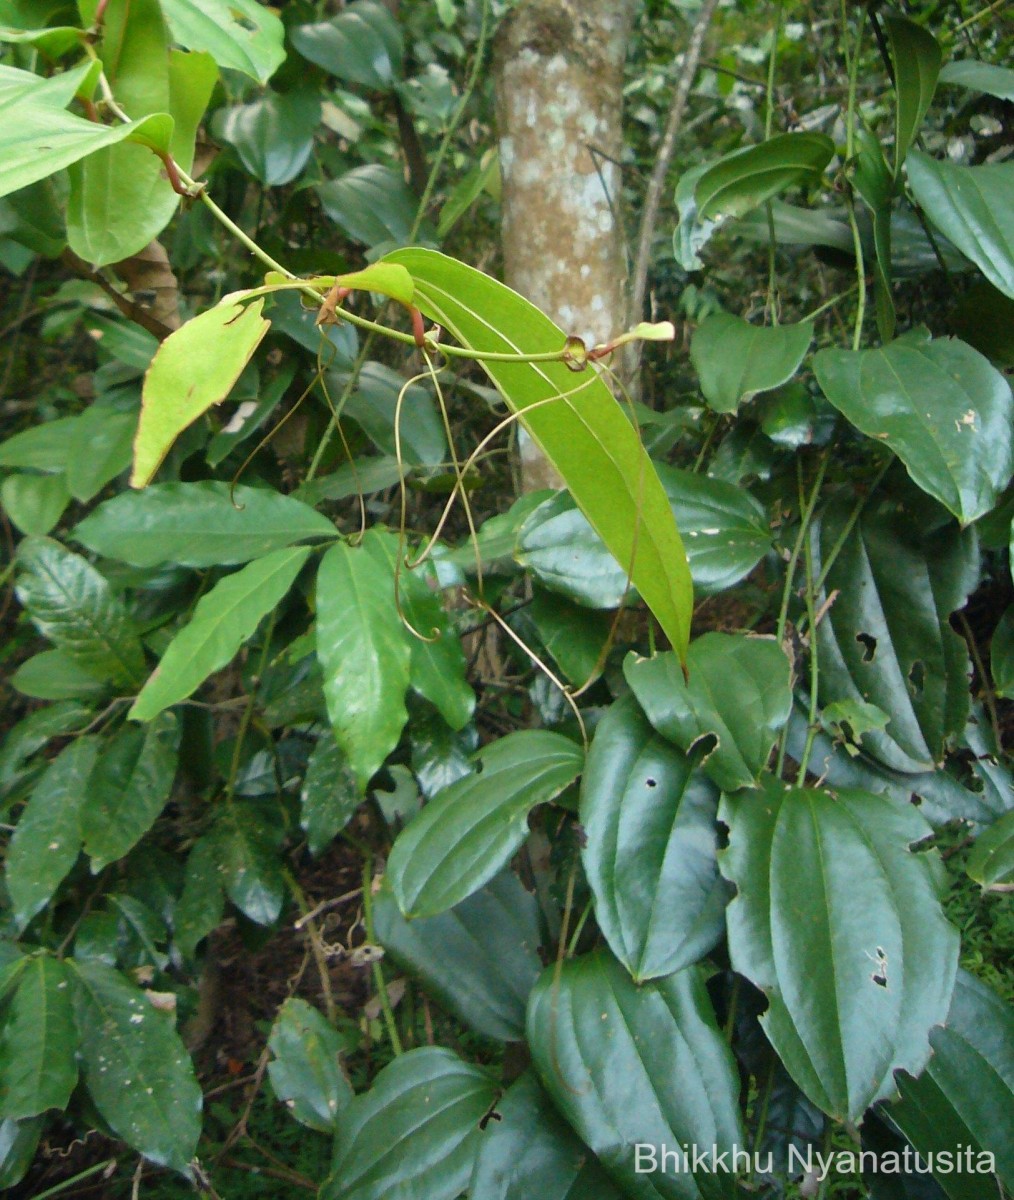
[267,998,352,1133]
[372,870,542,1042]
[720,780,959,1122]
[212,89,321,187]
[383,247,694,660]
[528,588,612,686]
[80,715,179,871]
[939,59,1014,101]
[1,472,70,536]
[131,546,311,720]
[690,314,813,414]
[0,1115,43,1190]
[161,0,285,83]
[888,970,1014,1197]
[527,950,743,1200]
[11,648,110,701]
[0,415,79,470]
[291,0,403,90]
[208,800,285,926]
[15,537,145,688]
[132,299,271,487]
[317,165,420,249]
[470,1072,623,1200]
[624,633,794,792]
[966,808,1014,892]
[813,333,1013,524]
[0,24,81,57]
[438,148,499,239]
[387,730,583,918]
[300,737,360,856]
[907,153,1014,300]
[316,534,411,793]
[991,605,1014,699]
[174,837,224,960]
[75,481,334,568]
[66,406,136,502]
[0,955,78,1119]
[810,494,977,773]
[332,362,447,467]
[695,132,835,222]
[884,17,941,174]
[0,700,94,802]
[581,697,728,983]
[6,738,98,930]
[321,1046,495,1200]
[69,957,201,1173]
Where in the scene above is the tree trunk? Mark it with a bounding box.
[493,0,633,491]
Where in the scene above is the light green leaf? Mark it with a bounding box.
[695,132,835,222]
[470,1073,623,1200]
[720,780,959,1122]
[581,697,728,983]
[387,730,583,918]
[212,89,321,187]
[690,314,813,414]
[11,649,110,701]
[131,546,311,720]
[888,970,1013,1198]
[813,332,1013,524]
[966,808,1014,892]
[161,0,285,83]
[0,956,78,1120]
[291,0,403,90]
[624,633,794,792]
[939,59,1014,102]
[0,59,99,109]
[907,152,1014,299]
[75,481,334,567]
[316,534,412,794]
[15,537,146,688]
[267,998,352,1133]
[300,737,360,856]
[383,248,694,659]
[527,950,743,1200]
[69,957,201,1173]
[372,871,542,1042]
[884,17,941,174]
[131,299,270,487]
[80,715,179,871]
[321,1047,496,1200]
[6,738,98,930]
[0,24,82,56]
[1,472,70,536]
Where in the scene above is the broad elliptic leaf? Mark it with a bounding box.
[291,1,403,90]
[208,800,285,926]
[372,870,543,1042]
[1,472,70,536]
[161,0,285,83]
[11,649,109,701]
[321,1046,496,1200]
[132,299,270,487]
[939,59,1014,102]
[75,481,334,568]
[69,958,201,1173]
[317,165,420,249]
[6,738,97,930]
[695,133,835,222]
[690,314,812,414]
[383,248,694,661]
[213,89,321,187]
[810,494,977,773]
[527,950,743,1200]
[470,1073,623,1200]
[80,714,179,871]
[267,998,352,1133]
[300,736,360,857]
[317,534,412,794]
[0,956,78,1120]
[130,546,311,720]
[907,153,1014,300]
[884,17,941,174]
[334,361,447,467]
[966,808,1014,891]
[387,730,583,919]
[625,634,793,792]
[16,537,145,688]
[528,588,612,686]
[581,697,728,982]
[720,780,959,1122]
[813,331,1013,524]
[887,970,1013,1199]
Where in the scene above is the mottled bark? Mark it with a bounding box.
[494,0,633,491]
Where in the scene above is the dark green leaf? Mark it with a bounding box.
[0,955,78,1119]
[161,0,285,83]
[0,701,93,803]
[206,364,296,467]
[690,314,812,414]
[720,780,959,1122]
[317,165,418,249]
[884,17,941,174]
[581,697,727,982]
[528,588,612,686]
[695,133,835,222]
[321,1046,496,1200]
[267,998,352,1132]
[291,0,403,90]
[0,1116,43,1190]
[387,730,583,918]
[212,90,321,187]
[75,482,335,568]
[300,736,360,856]
[209,800,285,926]
[333,362,447,467]
[527,950,743,1200]
[372,870,542,1042]
[174,836,225,960]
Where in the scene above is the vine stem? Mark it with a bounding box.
[362,858,403,1056]
[841,0,867,350]
[797,466,823,781]
[764,0,784,324]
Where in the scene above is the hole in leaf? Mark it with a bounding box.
[645,777,658,789]
[855,632,877,662]
[908,660,925,696]
[688,732,719,765]
[716,820,730,850]
[872,972,888,988]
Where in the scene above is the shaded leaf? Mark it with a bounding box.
[209,800,285,926]
[267,998,352,1133]
[966,808,1014,891]
[213,89,321,187]
[0,955,78,1120]
[695,133,835,222]
[333,361,447,467]
[317,165,419,250]
[884,17,941,174]
[300,736,360,856]
[291,1,403,90]
[690,314,812,414]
